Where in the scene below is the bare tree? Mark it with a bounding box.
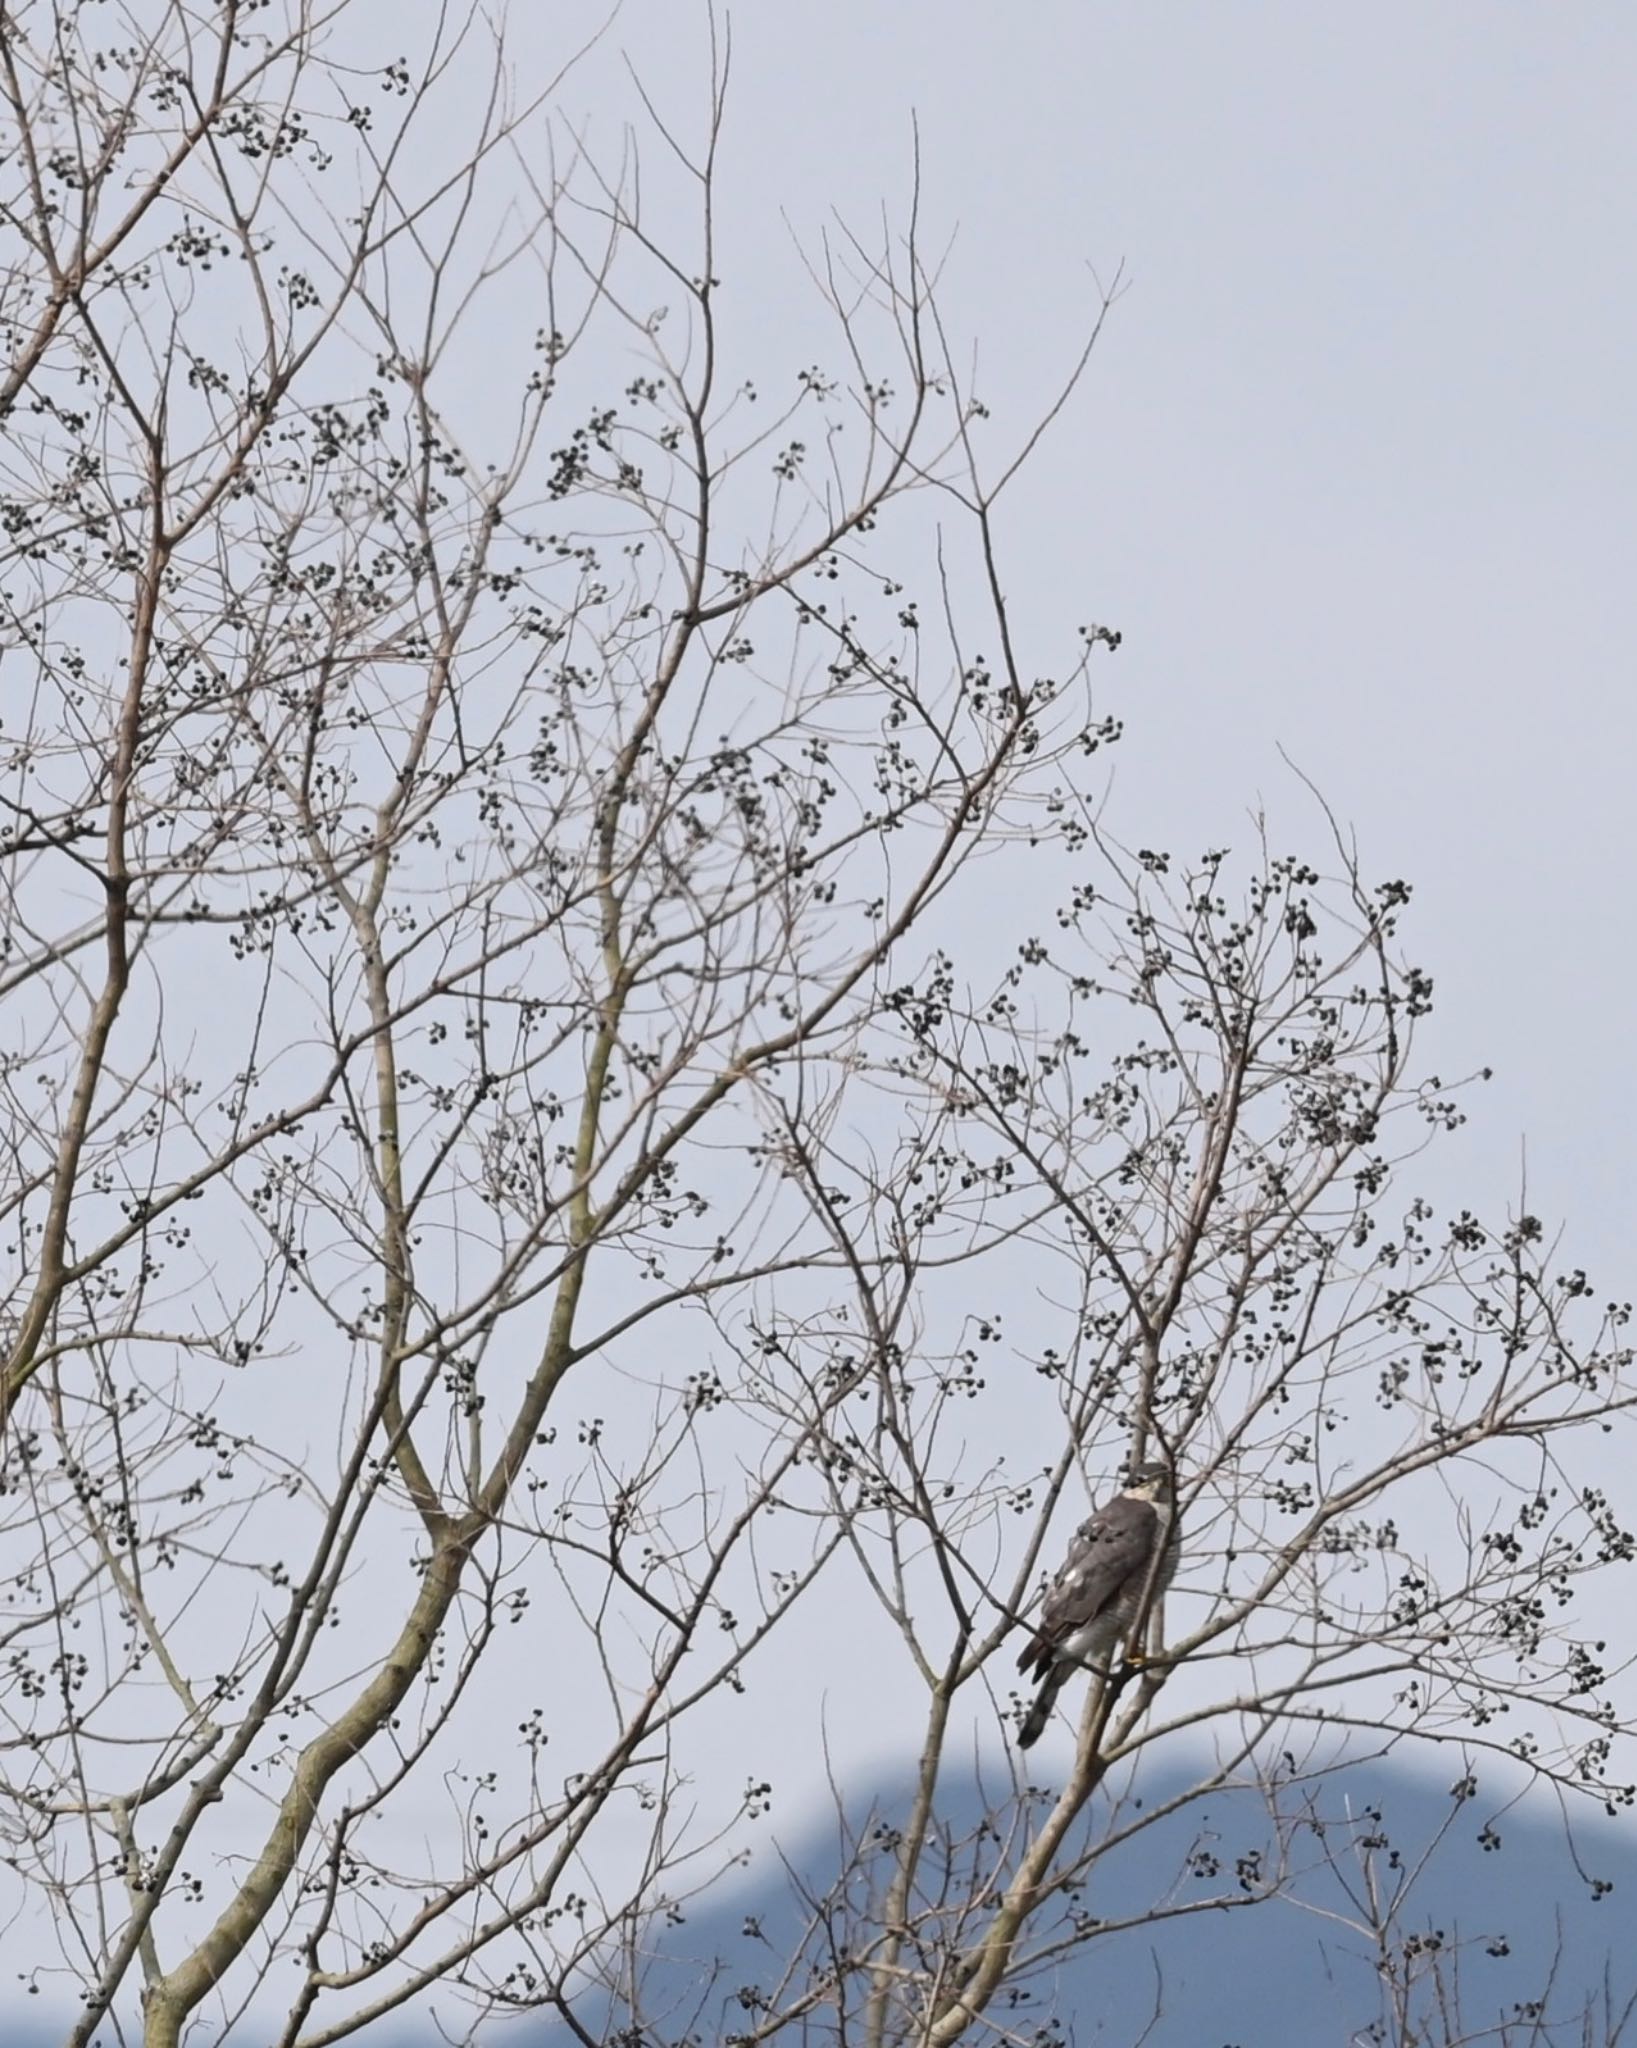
[0,6,1630,2046]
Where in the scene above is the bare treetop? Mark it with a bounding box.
[0,7,1630,2047]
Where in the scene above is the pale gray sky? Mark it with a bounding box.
[532,0,1635,1277]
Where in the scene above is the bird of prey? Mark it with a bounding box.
[1016,1462,1179,1749]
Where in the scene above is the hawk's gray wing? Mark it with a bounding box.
[1017,1495,1158,1681]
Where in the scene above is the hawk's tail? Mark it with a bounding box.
[1017,1667,1063,1750]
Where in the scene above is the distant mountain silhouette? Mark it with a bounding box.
[527,1750,1634,2048]
[31,1752,1633,2046]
